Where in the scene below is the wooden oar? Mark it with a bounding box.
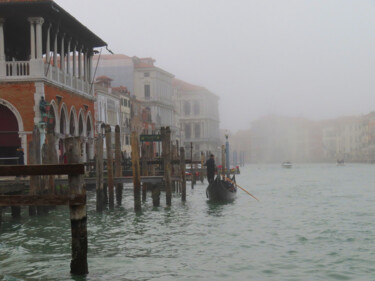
[225,177,259,202]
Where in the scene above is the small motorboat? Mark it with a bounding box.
[282,161,292,168]
[206,176,237,202]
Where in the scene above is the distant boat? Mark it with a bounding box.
[282,161,292,168]
[336,159,345,166]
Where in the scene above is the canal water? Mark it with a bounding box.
[1,163,375,280]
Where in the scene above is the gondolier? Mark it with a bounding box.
[204,154,216,184]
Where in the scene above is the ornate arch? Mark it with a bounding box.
[78,109,85,136]
[86,111,94,138]
[69,106,78,136]
[49,100,59,134]
[0,98,27,162]
[59,103,68,135]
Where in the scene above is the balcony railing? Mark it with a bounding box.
[1,60,91,96]
[6,61,30,76]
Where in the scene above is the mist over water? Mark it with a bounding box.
[1,164,375,280]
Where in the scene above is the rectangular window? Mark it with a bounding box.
[144,72,150,77]
[144,85,150,99]
[185,124,191,139]
[195,123,201,139]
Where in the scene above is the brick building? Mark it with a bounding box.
[0,0,106,163]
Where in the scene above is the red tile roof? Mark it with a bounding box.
[94,54,131,60]
[96,75,113,81]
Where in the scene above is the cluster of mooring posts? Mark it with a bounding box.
[0,126,204,275]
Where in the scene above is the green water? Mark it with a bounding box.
[1,164,375,280]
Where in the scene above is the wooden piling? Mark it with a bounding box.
[95,125,104,212]
[114,125,123,206]
[221,145,225,179]
[29,126,40,216]
[65,137,88,275]
[105,125,114,210]
[190,142,194,189]
[162,127,172,206]
[180,147,186,202]
[131,131,141,212]
[141,144,148,202]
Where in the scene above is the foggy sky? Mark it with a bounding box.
[56,0,375,132]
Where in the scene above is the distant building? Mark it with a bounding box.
[0,0,106,163]
[250,115,322,163]
[92,54,134,92]
[173,78,220,160]
[113,86,131,154]
[94,76,120,156]
[133,57,176,139]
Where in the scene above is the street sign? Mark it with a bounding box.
[140,134,162,142]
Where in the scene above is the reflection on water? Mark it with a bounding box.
[1,164,375,280]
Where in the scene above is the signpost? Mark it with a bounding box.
[140,134,162,142]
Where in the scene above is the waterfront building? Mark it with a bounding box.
[0,0,106,164]
[113,86,131,154]
[250,115,322,163]
[92,54,134,93]
[172,78,220,160]
[94,76,121,156]
[133,57,177,140]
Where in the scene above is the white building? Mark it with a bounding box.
[132,57,177,139]
[94,76,121,155]
[173,78,220,160]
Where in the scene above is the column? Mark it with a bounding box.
[72,43,76,77]
[88,52,93,94]
[67,38,71,74]
[78,47,82,78]
[83,50,87,81]
[46,24,51,64]
[60,33,65,72]
[35,17,44,59]
[28,18,36,60]
[0,18,5,61]
[53,28,58,67]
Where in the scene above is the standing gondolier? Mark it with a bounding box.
[204,154,216,184]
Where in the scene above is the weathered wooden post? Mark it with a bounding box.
[114,125,123,206]
[46,131,58,194]
[180,147,186,202]
[65,137,88,275]
[105,125,114,210]
[29,126,40,216]
[96,124,104,212]
[190,142,194,189]
[141,144,148,202]
[221,144,225,179]
[162,127,172,206]
[131,131,141,212]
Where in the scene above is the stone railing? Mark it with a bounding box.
[5,61,30,76]
[0,60,91,96]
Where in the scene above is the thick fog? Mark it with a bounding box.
[56,0,375,131]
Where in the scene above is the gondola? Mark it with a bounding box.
[206,175,237,202]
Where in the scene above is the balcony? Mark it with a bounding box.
[0,60,91,96]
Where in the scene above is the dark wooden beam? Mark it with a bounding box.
[0,164,84,176]
[0,195,86,206]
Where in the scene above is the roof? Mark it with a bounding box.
[93,54,132,60]
[172,78,205,91]
[0,0,107,48]
[96,75,113,81]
